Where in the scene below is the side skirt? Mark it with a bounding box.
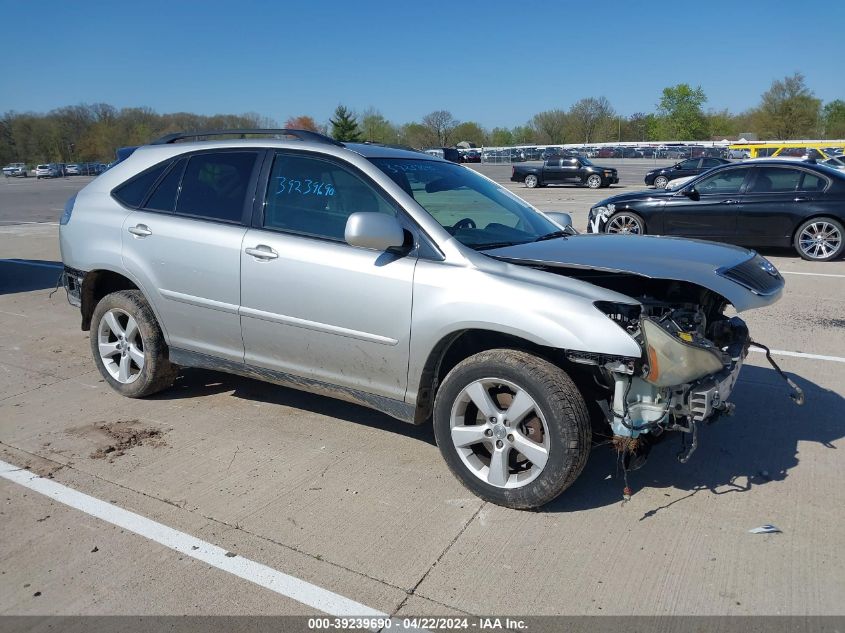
[169,347,416,424]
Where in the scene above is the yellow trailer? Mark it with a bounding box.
[728,141,845,159]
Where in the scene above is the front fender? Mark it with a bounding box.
[406,259,641,400]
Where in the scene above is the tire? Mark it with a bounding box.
[524,174,539,188]
[585,174,602,189]
[793,217,844,261]
[653,175,669,189]
[604,211,645,235]
[433,349,591,510]
[90,289,178,398]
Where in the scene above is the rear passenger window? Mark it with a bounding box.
[175,152,258,223]
[113,163,168,208]
[263,153,395,240]
[145,158,186,212]
[799,172,826,191]
[749,167,801,193]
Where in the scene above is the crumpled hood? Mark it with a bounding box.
[484,233,783,312]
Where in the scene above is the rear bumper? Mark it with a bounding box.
[61,265,85,308]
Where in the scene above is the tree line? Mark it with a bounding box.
[2,73,843,166]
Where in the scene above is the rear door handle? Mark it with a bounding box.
[128,224,152,237]
[721,199,739,205]
[245,245,278,260]
[794,196,809,202]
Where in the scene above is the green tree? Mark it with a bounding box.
[530,110,568,144]
[489,127,513,146]
[360,108,397,143]
[511,125,536,145]
[657,84,709,140]
[329,105,361,142]
[752,73,820,139]
[451,121,487,146]
[569,97,615,143]
[822,100,845,138]
[399,122,435,149]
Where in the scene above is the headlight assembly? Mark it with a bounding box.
[641,318,724,387]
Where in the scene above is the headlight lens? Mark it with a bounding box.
[641,318,724,386]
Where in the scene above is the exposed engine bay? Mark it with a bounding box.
[547,270,803,473]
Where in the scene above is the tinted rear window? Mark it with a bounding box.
[175,152,257,223]
[113,163,168,208]
[145,159,186,212]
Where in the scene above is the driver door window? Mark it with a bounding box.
[696,168,748,195]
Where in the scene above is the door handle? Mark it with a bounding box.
[245,245,278,260]
[793,196,809,202]
[128,224,152,237]
[721,199,738,205]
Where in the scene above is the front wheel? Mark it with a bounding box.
[653,175,669,189]
[585,174,603,189]
[524,174,539,188]
[90,289,178,398]
[433,349,591,510]
[604,211,645,235]
[794,217,844,261]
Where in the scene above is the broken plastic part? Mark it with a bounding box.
[641,318,724,387]
[749,524,782,534]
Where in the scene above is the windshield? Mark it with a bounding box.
[370,158,559,249]
[579,157,593,166]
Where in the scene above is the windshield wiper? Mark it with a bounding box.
[533,230,569,242]
[471,241,524,251]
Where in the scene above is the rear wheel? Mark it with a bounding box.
[90,290,178,398]
[433,349,591,510]
[654,175,669,189]
[794,217,844,261]
[524,174,539,188]
[586,174,603,189]
[605,211,645,235]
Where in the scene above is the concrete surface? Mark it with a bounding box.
[0,167,843,619]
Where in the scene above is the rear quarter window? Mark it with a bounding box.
[112,163,169,208]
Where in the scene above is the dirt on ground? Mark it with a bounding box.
[83,419,167,461]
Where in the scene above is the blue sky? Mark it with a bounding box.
[2,0,843,128]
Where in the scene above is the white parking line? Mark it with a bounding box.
[781,271,845,278]
[3,259,62,269]
[750,347,845,364]
[0,459,390,620]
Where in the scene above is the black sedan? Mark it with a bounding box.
[588,160,845,261]
[645,157,731,188]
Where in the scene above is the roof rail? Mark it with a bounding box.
[150,129,344,147]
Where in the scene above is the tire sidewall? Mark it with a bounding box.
[605,211,645,235]
[433,351,589,509]
[89,290,172,398]
[794,217,845,261]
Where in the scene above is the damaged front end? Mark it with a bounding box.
[590,297,754,468]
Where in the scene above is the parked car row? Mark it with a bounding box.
[4,162,107,179]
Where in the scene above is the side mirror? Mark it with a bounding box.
[545,211,578,235]
[683,187,700,201]
[345,212,406,251]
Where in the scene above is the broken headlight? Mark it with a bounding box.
[641,318,724,387]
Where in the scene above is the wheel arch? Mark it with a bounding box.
[411,328,600,426]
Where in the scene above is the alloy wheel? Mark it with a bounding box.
[449,378,550,489]
[798,221,842,260]
[97,308,145,384]
[606,214,643,234]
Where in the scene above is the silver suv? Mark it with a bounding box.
[60,129,791,509]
